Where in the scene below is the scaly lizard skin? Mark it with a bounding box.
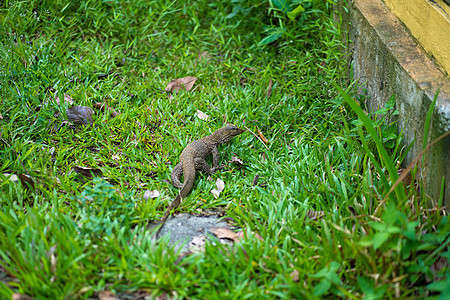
[155,125,245,237]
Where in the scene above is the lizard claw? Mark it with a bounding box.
[210,164,225,174]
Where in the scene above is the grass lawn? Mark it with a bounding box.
[0,0,448,299]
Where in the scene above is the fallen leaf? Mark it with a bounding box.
[78,287,93,295]
[318,60,326,72]
[3,173,19,182]
[196,109,209,120]
[115,189,123,198]
[210,178,225,198]
[231,155,245,166]
[66,106,94,126]
[347,205,357,216]
[290,269,300,282]
[165,76,198,93]
[55,93,74,106]
[258,129,269,144]
[188,235,207,253]
[252,174,259,186]
[210,189,220,198]
[93,102,120,118]
[12,294,35,300]
[50,252,57,273]
[143,189,160,200]
[215,178,225,192]
[51,120,73,132]
[18,173,35,190]
[98,290,116,300]
[253,232,264,241]
[72,166,102,178]
[198,51,211,59]
[210,227,238,242]
[0,112,3,119]
[236,231,264,242]
[306,210,325,220]
[266,78,273,98]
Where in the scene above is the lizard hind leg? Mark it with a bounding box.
[170,163,184,188]
[194,157,214,174]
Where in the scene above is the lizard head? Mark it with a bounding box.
[224,124,245,135]
[213,125,245,144]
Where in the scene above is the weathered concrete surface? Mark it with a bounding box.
[149,213,233,253]
[334,0,450,207]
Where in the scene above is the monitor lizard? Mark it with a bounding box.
[155,125,245,237]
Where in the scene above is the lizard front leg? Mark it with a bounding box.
[193,157,220,182]
[210,145,226,173]
[194,158,213,174]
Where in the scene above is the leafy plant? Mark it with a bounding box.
[75,178,138,237]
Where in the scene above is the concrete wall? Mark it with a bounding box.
[334,0,450,207]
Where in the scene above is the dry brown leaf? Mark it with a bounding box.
[258,129,269,144]
[290,269,300,282]
[252,174,259,186]
[253,232,264,241]
[98,290,116,300]
[231,155,245,166]
[196,109,209,120]
[93,102,120,118]
[236,231,264,242]
[0,112,3,119]
[306,210,325,220]
[72,166,102,178]
[347,205,357,216]
[165,76,198,93]
[143,189,161,200]
[66,106,94,126]
[210,227,238,242]
[12,294,35,300]
[198,51,211,59]
[55,93,74,106]
[266,78,273,98]
[18,173,35,190]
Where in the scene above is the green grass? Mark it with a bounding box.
[1,0,448,299]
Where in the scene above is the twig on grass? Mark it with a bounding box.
[243,126,269,151]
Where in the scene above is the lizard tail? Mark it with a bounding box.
[155,194,181,237]
[155,159,196,237]
[180,160,196,198]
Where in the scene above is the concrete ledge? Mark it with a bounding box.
[334,0,450,207]
[383,0,450,75]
